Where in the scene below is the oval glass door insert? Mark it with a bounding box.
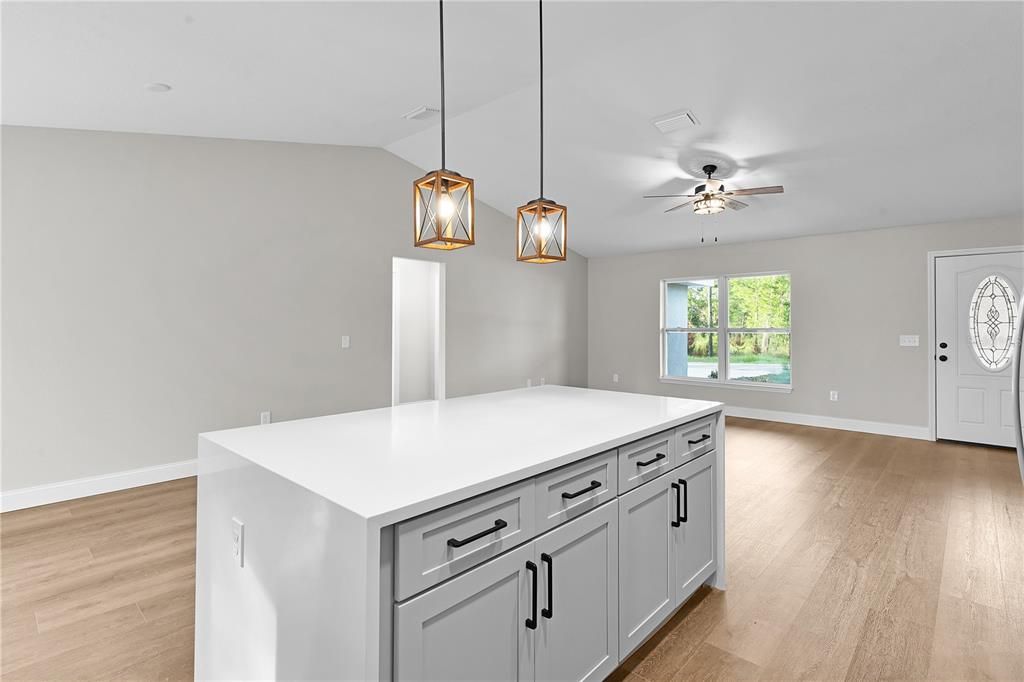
[968,274,1018,371]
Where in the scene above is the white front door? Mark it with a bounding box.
[936,250,1024,447]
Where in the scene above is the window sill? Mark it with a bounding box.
[659,376,793,393]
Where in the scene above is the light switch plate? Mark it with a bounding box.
[899,335,920,347]
[341,335,351,349]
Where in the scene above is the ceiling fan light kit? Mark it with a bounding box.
[643,163,785,217]
[413,0,476,251]
[694,196,726,215]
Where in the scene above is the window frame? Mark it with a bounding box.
[659,270,792,393]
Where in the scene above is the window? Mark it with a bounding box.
[661,273,791,389]
[968,274,1017,371]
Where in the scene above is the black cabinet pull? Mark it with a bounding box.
[636,453,666,468]
[678,479,688,522]
[671,482,681,527]
[939,342,948,349]
[541,553,553,619]
[562,480,601,499]
[688,433,711,446]
[447,519,507,548]
[938,355,948,362]
[525,560,538,629]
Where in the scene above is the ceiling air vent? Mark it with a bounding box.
[403,105,439,121]
[652,108,700,134]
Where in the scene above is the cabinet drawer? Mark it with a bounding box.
[534,450,618,533]
[617,429,676,493]
[675,416,715,465]
[395,480,536,601]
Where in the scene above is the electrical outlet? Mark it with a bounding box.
[540,377,545,385]
[899,335,919,347]
[341,335,351,349]
[829,390,839,402]
[231,518,245,567]
[527,378,533,388]
[260,410,271,425]
[612,373,620,383]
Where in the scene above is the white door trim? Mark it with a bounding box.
[391,257,446,407]
[927,245,1024,441]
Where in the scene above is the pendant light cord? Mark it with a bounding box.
[439,0,446,170]
[538,0,544,198]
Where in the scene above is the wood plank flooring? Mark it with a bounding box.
[2,418,1022,680]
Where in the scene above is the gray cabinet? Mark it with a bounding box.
[672,454,716,603]
[534,503,618,682]
[395,502,620,682]
[617,474,675,657]
[395,543,536,682]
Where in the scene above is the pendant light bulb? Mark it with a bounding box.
[437,192,455,220]
[532,216,552,240]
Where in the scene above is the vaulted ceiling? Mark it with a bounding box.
[4,1,1021,256]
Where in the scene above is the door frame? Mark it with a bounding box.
[391,257,446,407]
[927,245,1024,441]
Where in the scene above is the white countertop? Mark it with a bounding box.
[200,385,722,524]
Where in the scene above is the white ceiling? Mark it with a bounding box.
[4,1,1022,256]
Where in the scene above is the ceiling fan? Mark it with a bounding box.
[644,164,784,215]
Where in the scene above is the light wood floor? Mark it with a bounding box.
[2,418,1023,680]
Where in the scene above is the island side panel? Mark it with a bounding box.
[195,438,377,680]
[712,411,726,589]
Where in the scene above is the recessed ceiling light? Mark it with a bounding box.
[144,82,172,93]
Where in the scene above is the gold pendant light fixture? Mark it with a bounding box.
[413,0,475,250]
[516,0,567,264]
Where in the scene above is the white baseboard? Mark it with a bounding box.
[724,406,932,441]
[1,459,197,513]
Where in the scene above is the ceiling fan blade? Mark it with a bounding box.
[725,185,784,197]
[644,194,699,199]
[664,200,695,213]
[724,198,748,211]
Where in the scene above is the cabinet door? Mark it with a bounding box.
[672,453,716,604]
[534,502,618,682]
[617,474,676,658]
[395,542,536,681]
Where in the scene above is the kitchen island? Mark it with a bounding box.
[195,385,725,681]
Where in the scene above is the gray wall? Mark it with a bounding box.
[1,126,588,490]
[588,216,1023,428]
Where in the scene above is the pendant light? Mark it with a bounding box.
[516,0,567,264]
[413,0,475,250]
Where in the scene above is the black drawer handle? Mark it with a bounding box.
[447,519,507,548]
[562,480,601,499]
[678,479,688,522]
[525,560,538,629]
[671,482,681,527]
[541,553,553,619]
[688,433,711,446]
[636,453,666,468]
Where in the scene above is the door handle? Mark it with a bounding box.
[636,453,666,468]
[525,560,538,630]
[671,482,682,527]
[561,480,601,499]
[541,553,553,619]
[678,479,688,522]
[447,519,507,548]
